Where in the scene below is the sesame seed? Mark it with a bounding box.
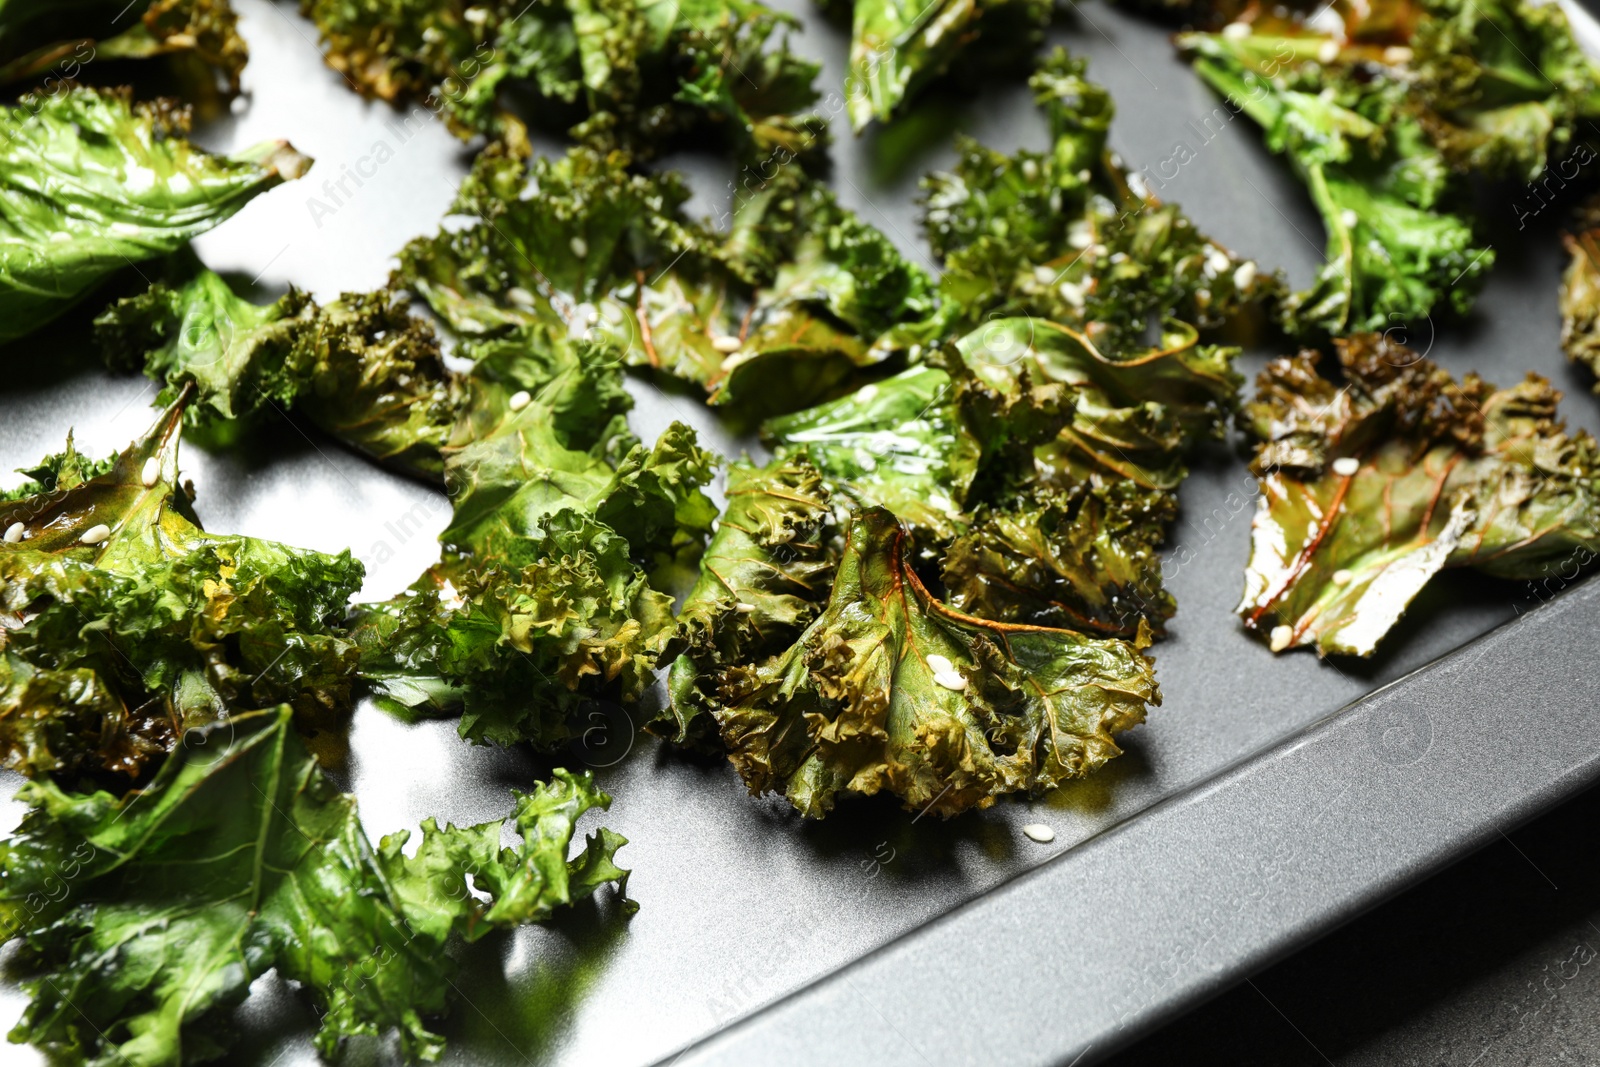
[1269,624,1294,652]
[569,236,588,258]
[1318,39,1340,64]
[140,457,160,487]
[1333,569,1354,586]
[735,602,756,613]
[1332,457,1360,477]
[1341,210,1359,230]
[926,653,955,675]
[711,335,741,354]
[932,669,967,692]
[857,384,879,403]
[508,390,531,412]
[3,522,23,543]
[80,524,111,545]
[1021,823,1055,844]
[1233,261,1257,290]
[1222,21,1251,39]
[1383,46,1412,64]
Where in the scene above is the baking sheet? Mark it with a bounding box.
[1,1,1598,1064]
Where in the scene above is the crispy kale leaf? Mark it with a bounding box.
[916,49,1273,356]
[943,480,1177,638]
[702,506,1158,818]
[656,456,837,745]
[1239,333,1600,656]
[761,316,1220,637]
[1560,196,1600,390]
[300,0,824,160]
[98,259,462,479]
[846,0,1053,131]
[1177,17,1489,335]
[0,0,248,94]
[1413,0,1600,181]
[0,398,364,785]
[396,144,701,337]
[400,147,931,417]
[352,329,716,746]
[0,87,307,344]
[0,704,630,1065]
[1173,0,1600,333]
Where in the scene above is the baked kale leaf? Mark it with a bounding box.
[0,0,247,95]
[0,704,630,1065]
[352,327,717,746]
[0,397,364,786]
[655,455,838,746]
[1173,0,1600,334]
[845,0,1053,131]
[398,146,932,418]
[694,506,1158,818]
[1239,333,1600,656]
[0,87,307,344]
[98,257,462,479]
[1560,196,1600,390]
[915,49,1272,357]
[300,0,824,160]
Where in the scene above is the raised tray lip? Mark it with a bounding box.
[657,3,1600,1060]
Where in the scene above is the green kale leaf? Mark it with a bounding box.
[916,49,1273,355]
[0,704,630,1065]
[655,456,837,746]
[703,506,1158,818]
[352,328,716,746]
[0,0,248,96]
[300,0,824,160]
[98,258,462,479]
[0,397,365,785]
[1172,0,1600,333]
[1239,333,1600,656]
[846,0,1053,131]
[1560,196,1600,390]
[0,87,308,344]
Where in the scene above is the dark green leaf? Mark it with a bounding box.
[0,87,307,343]
[0,705,629,1065]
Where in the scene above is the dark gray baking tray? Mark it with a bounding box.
[1,1,1598,1065]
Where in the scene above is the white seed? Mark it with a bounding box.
[1058,280,1086,309]
[711,334,741,354]
[932,670,968,692]
[1317,39,1340,64]
[1331,456,1360,477]
[1021,823,1056,844]
[463,6,489,24]
[569,236,588,258]
[1021,159,1039,182]
[1222,21,1251,39]
[140,457,160,487]
[1269,624,1294,653]
[926,653,955,675]
[856,384,879,403]
[1383,46,1413,65]
[1332,568,1354,586]
[507,286,537,308]
[507,390,532,412]
[3,522,23,543]
[1341,209,1360,230]
[734,602,756,613]
[80,524,111,545]
[1233,261,1257,291]
[1033,265,1057,285]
